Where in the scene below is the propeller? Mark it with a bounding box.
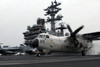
[67,24,84,47]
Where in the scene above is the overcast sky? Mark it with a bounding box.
[0,0,100,48]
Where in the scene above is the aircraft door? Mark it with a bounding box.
[44,35,50,49]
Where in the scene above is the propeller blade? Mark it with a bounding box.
[73,25,84,35]
[67,24,73,35]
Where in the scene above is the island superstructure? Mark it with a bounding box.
[23,18,46,46]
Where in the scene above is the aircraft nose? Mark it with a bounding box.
[31,39,39,48]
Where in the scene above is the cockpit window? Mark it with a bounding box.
[46,35,49,38]
[38,34,49,38]
[39,35,43,38]
[39,35,46,38]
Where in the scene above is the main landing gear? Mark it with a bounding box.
[35,50,47,57]
[36,53,41,57]
[81,50,86,56]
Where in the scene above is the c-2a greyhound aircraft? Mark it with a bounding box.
[31,24,100,56]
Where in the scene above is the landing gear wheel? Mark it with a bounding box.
[36,53,41,57]
[81,50,86,56]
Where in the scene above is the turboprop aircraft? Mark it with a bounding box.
[31,24,100,56]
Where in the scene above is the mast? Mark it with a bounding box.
[44,0,63,34]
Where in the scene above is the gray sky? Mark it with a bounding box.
[0,0,100,47]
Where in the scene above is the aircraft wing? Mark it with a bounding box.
[82,32,100,40]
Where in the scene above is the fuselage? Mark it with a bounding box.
[35,33,93,53]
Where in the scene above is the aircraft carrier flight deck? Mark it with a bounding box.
[0,55,100,67]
